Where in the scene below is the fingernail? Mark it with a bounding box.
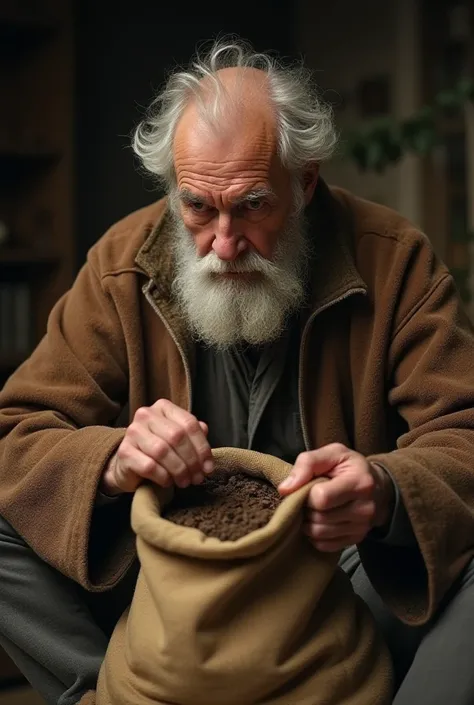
[203,460,214,474]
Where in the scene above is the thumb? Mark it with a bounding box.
[199,421,209,435]
[278,444,345,495]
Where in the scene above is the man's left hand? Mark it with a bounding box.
[278,443,394,552]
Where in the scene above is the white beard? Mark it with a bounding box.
[171,208,309,349]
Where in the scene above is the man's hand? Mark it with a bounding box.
[278,443,394,552]
[101,399,213,495]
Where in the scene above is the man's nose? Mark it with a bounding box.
[211,213,247,261]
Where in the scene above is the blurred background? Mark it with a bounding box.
[0,0,473,701]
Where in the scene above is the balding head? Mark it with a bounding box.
[176,66,277,163]
[133,38,337,190]
[199,65,273,117]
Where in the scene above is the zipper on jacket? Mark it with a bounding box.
[298,288,366,451]
[143,281,193,413]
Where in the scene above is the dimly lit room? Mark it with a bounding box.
[1,1,474,703]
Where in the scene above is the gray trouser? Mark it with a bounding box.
[1,516,474,705]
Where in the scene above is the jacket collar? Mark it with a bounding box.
[134,178,367,323]
[303,179,367,312]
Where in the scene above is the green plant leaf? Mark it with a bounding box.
[343,77,472,171]
[366,140,387,171]
[412,127,438,155]
[348,140,368,171]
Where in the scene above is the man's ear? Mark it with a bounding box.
[302,164,319,204]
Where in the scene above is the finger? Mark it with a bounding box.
[154,401,213,474]
[307,474,360,511]
[116,444,173,491]
[191,472,205,485]
[278,443,349,494]
[303,521,366,541]
[307,499,375,525]
[149,418,203,479]
[303,524,365,552]
[307,537,356,553]
[129,422,191,488]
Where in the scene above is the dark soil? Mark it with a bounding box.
[163,470,281,541]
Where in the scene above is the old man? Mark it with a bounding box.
[1,38,474,705]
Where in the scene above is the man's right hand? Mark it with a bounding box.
[101,399,214,495]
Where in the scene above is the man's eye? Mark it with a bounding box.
[246,199,264,211]
[190,202,207,212]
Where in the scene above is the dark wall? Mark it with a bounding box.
[74,0,295,267]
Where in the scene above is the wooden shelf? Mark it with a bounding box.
[0,14,56,60]
[0,0,74,389]
[0,150,59,189]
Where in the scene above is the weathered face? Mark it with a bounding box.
[170,68,318,348]
[173,104,294,264]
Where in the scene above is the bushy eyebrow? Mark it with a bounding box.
[177,187,276,207]
[178,189,208,206]
[231,187,276,205]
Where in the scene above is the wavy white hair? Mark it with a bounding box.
[132,38,337,190]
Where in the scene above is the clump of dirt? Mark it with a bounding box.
[163,469,281,541]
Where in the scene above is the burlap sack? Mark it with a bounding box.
[96,448,393,705]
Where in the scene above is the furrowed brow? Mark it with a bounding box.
[178,189,208,206]
[232,187,276,205]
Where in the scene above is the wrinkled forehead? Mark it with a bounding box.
[173,102,281,196]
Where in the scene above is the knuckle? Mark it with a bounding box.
[172,466,189,480]
[328,442,348,454]
[155,469,171,487]
[151,439,168,460]
[182,415,200,435]
[166,427,185,446]
[296,451,312,467]
[134,406,150,423]
[117,440,132,459]
[125,422,140,440]
[140,459,157,478]
[154,398,169,410]
[197,445,211,461]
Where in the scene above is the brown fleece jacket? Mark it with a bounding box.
[1,181,474,625]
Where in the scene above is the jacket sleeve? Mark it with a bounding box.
[363,272,474,625]
[367,466,416,547]
[0,248,135,591]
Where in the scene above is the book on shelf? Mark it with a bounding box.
[0,282,31,359]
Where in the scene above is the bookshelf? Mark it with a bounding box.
[0,0,74,387]
[0,0,74,689]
